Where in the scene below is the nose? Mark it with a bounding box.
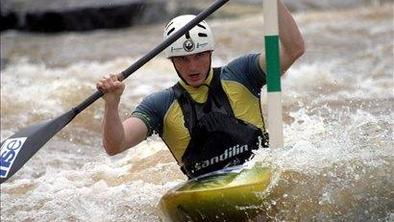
[188,59,199,71]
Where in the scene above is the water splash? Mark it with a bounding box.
[1,3,393,222]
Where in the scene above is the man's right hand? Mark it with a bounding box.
[97,73,148,156]
[96,74,125,103]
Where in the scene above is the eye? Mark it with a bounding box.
[196,52,204,57]
[174,56,187,62]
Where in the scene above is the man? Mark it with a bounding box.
[97,0,304,178]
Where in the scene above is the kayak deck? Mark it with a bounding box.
[159,166,272,222]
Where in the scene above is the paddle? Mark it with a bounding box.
[0,0,230,184]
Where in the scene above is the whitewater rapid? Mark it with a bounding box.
[1,3,393,221]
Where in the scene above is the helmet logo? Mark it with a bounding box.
[183,39,195,52]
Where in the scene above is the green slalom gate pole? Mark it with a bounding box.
[264,0,283,148]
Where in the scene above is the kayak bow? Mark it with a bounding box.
[159,165,272,222]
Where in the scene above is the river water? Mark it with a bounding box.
[1,3,393,222]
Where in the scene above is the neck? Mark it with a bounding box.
[179,68,214,90]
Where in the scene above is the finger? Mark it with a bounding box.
[103,78,113,90]
[97,80,104,89]
[113,81,124,89]
[97,82,108,93]
[99,76,109,89]
[111,74,123,88]
[104,74,116,87]
[110,74,119,82]
[99,74,118,92]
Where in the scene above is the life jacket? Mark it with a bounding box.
[172,67,269,178]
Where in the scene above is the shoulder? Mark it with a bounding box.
[223,54,263,74]
[220,54,265,80]
[138,88,176,112]
[144,88,175,102]
[228,54,261,67]
[132,88,177,135]
[219,53,266,97]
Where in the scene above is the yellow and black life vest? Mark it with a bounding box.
[172,68,269,178]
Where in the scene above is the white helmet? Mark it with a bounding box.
[163,15,215,58]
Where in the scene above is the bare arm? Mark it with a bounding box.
[259,0,305,74]
[98,74,148,156]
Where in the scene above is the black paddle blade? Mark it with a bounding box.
[0,109,77,184]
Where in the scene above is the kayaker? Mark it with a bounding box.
[97,0,304,178]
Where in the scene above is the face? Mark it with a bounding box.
[172,51,212,87]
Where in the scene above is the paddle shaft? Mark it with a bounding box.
[73,0,229,115]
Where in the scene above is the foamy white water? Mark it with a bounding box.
[1,3,393,221]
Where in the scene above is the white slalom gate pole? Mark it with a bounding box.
[264,0,284,149]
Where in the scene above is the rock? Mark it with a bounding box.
[1,0,170,32]
[0,12,18,31]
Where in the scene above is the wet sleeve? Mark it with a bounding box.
[222,54,266,97]
[131,89,174,137]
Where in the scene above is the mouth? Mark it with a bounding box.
[188,73,201,81]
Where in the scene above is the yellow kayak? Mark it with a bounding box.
[159,165,272,222]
